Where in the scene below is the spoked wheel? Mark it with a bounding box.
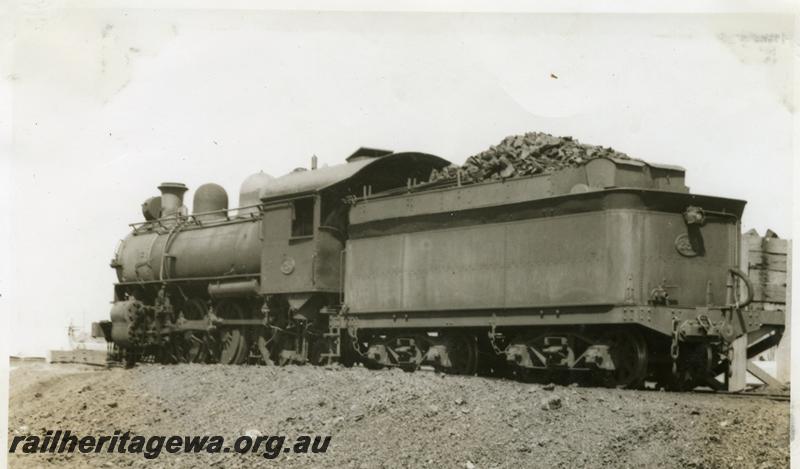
[178,331,209,363]
[216,300,250,365]
[600,328,648,389]
[219,327,249,364]
[176,298,210,364]
[443,333,479,375]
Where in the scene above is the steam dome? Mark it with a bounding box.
[238,171,274,216]
[193,183,228,221]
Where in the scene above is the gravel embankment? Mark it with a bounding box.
[8,363,789,468]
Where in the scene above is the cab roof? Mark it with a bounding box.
[259,151,450,202]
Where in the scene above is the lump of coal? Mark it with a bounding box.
[431,131,637,184]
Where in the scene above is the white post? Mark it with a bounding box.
[728,232,751,391]
[776,241,791,383]
[728,335,748,392]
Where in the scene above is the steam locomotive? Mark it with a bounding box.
[95,147,768,389]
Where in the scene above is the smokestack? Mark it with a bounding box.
[158,182,188,218]
[311,155,318,170]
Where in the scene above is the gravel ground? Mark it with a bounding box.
[8,362,789,469]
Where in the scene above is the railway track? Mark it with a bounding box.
[694,389,790,402]
[98,352,792,400]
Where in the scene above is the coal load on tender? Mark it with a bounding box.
[429,131,636,184]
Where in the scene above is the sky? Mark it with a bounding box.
[1,7,795,356]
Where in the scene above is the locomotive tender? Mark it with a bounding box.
[97,147,766,389]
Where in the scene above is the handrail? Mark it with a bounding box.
[728,267,753,309]
[129,202,264,229]
[158,219,187,281]
[115,273,258,286]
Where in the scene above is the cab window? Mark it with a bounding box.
[291,198,315,238]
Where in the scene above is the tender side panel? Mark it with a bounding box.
[345,234,404,312]
[402,223,506,309]
[637,211,737,307]
[504,211,632,307]
[345,210,636,313]
[345,188,744,317]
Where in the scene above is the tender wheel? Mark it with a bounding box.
[443,333,479,375]
[660,343,719,391]
[308,337,329,366]
[338,331,356,368]
[600,328,648,389]
[362,339,386,370]
[505,331,566,384]
[683,342,718,389]
[216,301,250,365]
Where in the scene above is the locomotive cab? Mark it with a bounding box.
[260,192,342,295]
[258,150,450,316]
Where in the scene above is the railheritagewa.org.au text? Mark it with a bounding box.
[8,430,331,459]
